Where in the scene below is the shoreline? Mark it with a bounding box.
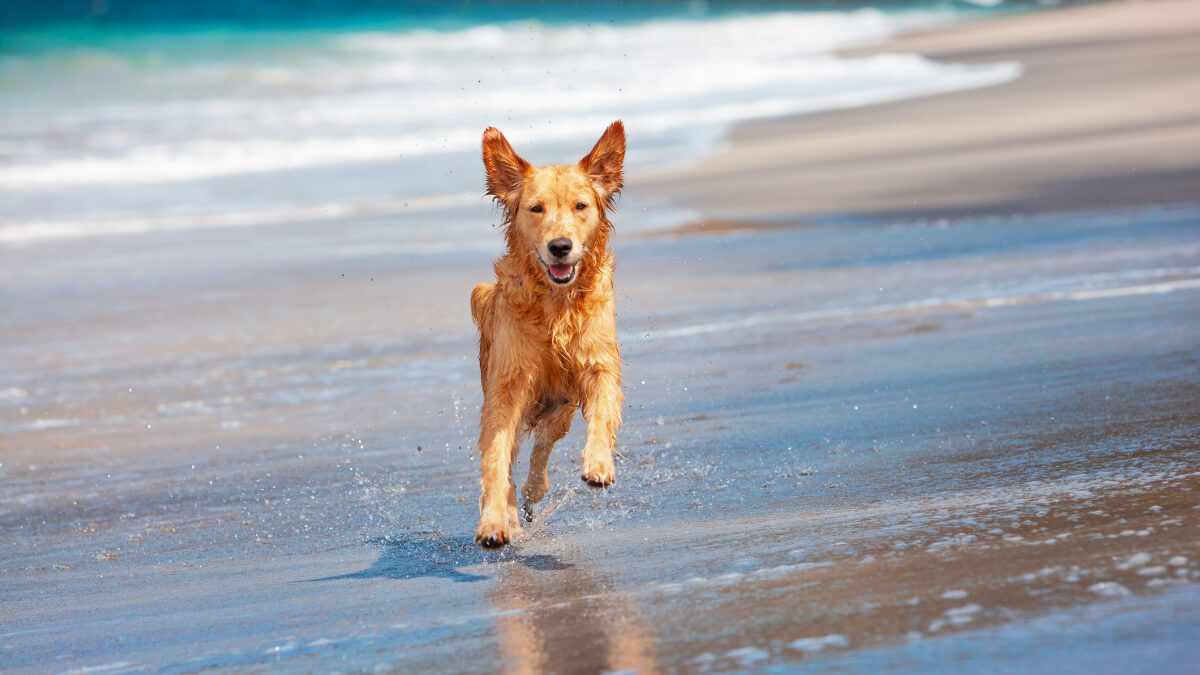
[3,3,1200,671]
[639,0,1200,224]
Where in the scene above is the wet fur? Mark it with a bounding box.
[470,121,626,548]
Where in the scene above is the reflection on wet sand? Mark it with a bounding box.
[490,549,659,675]
[299,532,657,672]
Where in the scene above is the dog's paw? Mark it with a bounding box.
[580,456,616,489]
[475,519,518,549]
[521,475,551,505]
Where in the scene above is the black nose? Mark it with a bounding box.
[547,238,572,259]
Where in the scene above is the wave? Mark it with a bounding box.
[639,265,1200,341]
[0,7,1021,241]
[0,57,1018,189]
[0,192,483,244]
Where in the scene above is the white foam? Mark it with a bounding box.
[0,192,482,245]
[0,134,489,189]
[789,634,849,652]
[262,642,297,655]
[58,663,138,675]
[26,418,80,430]
[1117,552,1153,570]
[944,604,983,625]
[724,646,771,665]
[0,56,1018,190]
[640,267,1200,341]
[643,560,834,596]
[0,10,1014,193]
[1089,581,1131,597]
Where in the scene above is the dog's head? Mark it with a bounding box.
[482,121,625,287]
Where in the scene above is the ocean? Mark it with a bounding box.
[0,1,1033,246]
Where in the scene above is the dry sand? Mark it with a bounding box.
[640,0,1200,221]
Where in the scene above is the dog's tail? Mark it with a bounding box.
[470,282,495,327]
[470,283,495,390]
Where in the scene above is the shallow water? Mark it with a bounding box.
[0,2,1023,246]
[2,201,1198,671]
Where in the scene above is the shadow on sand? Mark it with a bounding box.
[301,532,572,584]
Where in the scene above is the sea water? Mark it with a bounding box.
[0,1,1027,246]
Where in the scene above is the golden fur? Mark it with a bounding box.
[470,121,626,548]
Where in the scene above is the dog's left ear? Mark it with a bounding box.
[579,120,625,208]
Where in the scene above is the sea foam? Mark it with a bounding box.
[0,8,1018,243]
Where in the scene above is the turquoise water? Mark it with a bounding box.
[2,1,1031,32]
[0,1,1034,246]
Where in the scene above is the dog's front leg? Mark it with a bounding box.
[579,359,623,488]
[476,369,533,548]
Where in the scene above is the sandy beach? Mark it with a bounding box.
[3,1,1200,672]
[642,0,1200,221]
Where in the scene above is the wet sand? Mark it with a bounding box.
[4,1,1200,673]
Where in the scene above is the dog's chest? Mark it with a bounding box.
[541,302,588,357]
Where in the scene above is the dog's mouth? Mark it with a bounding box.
[543,261,576,285]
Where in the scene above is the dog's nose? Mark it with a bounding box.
[547,238,573,259]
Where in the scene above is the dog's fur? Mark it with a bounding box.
[470,121,626,548]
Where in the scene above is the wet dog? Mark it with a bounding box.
[469,121,626,548]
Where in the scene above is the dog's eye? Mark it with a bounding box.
[575,202,587,211]
[530,204,543,213]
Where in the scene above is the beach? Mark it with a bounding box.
[3,1,1200,672]
[643,0,1200,221]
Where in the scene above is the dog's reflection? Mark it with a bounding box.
[489,552,658,674]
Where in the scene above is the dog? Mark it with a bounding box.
[469,121,626,549]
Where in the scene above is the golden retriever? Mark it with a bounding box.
[470,121,626,548]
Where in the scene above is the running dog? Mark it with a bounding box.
[470,121,626,548]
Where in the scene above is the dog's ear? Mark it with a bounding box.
[579,120,625,207]
[482,127,531,209]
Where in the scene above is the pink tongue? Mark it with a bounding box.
[549,263,572,278]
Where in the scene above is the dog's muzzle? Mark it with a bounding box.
[539,239,578,285]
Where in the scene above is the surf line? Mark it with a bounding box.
[640,275,1200,342]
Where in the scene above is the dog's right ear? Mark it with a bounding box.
[482,127,530,209]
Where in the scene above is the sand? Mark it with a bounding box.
[2,1,1200,672]
[639,0,1200,221]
